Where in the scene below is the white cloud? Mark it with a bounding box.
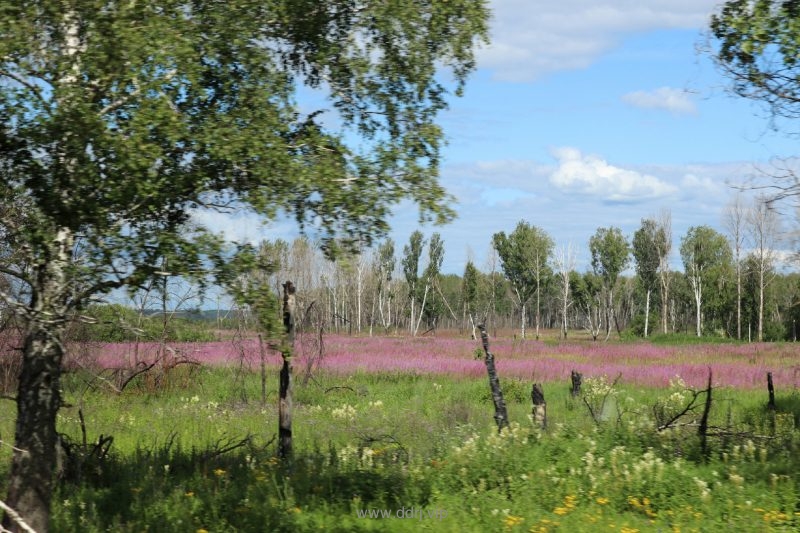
[622,87,698,115]
[548,146,677,201]
[190,208,298,246]
[443,159,551,194]
[480,0,720,81]
[680,173,720,193]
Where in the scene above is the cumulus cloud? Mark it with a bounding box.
[680,173,720,193]
[622,87,698,115]
[190,208,297,245]
[549,147,677,201]
[479,0,720,81]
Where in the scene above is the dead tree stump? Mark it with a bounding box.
[477,324,509,432]
[698,369,712,459]
[570,370,582,397]
[767,372,776,411]
[531,383,546,429]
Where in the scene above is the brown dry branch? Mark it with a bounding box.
[199,434,255,462]
[655,388,706,432]
[0,499,37,533]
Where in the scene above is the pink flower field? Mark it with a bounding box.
[69,335,800,390]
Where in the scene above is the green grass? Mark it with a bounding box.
[1,366,799,532]
[645,333,743,346]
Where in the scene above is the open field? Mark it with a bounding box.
[2,335,800,532]
[74,334,800,389]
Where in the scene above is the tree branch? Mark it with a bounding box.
[0,498,38,533]
[0,68,50,109]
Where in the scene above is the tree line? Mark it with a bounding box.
[232,195,797,343]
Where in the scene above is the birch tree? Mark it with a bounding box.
[589,227,630,341]
[746,195,782,341]
[372,239,396,333]
[632,219,662,338]
[402,231,425,335]
[462,260,480,339]
[0,2,489,529]
[492,222,553,339]
[417,233,445,334]
[656,210,673,334]
[723,194,747,339]
[553,244,576,339]
[680,226,733,337]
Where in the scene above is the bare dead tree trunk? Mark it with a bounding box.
[657,209,672,335]
[604,289,613,341]
[478,324,509,432]
[279,281,296,459]
[698,369,712,459]
[531,383,546,429]
[767,372,776,411]
[259,333,267,405]
[570,370,582,397]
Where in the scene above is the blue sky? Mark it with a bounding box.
[197,0,799,276]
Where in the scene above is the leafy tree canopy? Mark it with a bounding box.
[0,0,490,305]
[0,2,489,529]
[680,226,733,277]
[711,0,800,123]
[491,221,554,304]
[632,219,664,290]
[589,226,630,289]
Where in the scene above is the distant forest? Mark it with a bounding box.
[67,201,800,343]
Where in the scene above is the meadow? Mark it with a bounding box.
[2,333,799,532]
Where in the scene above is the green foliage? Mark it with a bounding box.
[69,304,215,343]
[422,233,446,328]
[1,0,490,263]
[711,0,800,123]
[589,226,630,289]
[492,222,554,307]
[632,218,663,292]
[570,271,602,310]
[647,333,741,345]
[680,225,734,335]
[479,377,530,404]
[402,231,425,301]
[624,311,662,339]
[375,239,396,286]
[462,261,479,317]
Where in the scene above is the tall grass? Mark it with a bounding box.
[1,363,797,532]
